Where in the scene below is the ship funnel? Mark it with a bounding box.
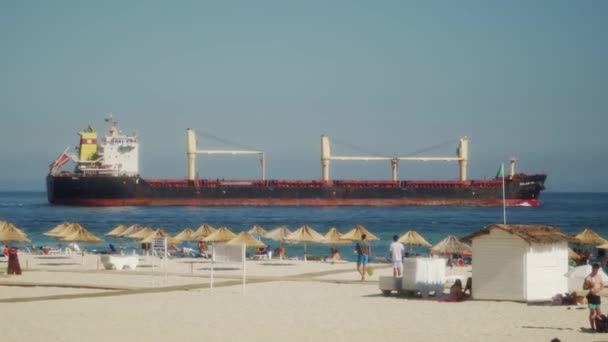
[78,126,98,161]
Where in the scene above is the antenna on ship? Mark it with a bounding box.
[105,113,119,137]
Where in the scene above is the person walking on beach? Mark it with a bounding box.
[389,235,404,277]
[356,234,371,281]
[584,263,604,331]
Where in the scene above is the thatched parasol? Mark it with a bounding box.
[203,227,237,243]
[398,230,431,248]
[568,247,580,259]
[46,223,86,238]
[43,222,72,237]
[105,224,128,237]
[226,231,265,293]
[191,223,217,239]
[265,226,292,242]
[341,225,379,241]
[61,227,103,243]
[140,228,178,245]
[430,235,471,254]
[247,225,267,237]
[174,228,197,242]
[0,221,30,243]
[286,225,326,262]
[323,227,351,245]
[59,226,102,264]
[573,228,608,245]
[118,224,144,237]
[226,232,266,248]
[126,227,156,239]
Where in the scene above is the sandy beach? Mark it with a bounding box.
[0,253,601,342]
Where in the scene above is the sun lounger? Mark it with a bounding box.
[100,255,139,270]
[252,251,272,260]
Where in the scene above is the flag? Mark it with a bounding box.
[496,164,504,178]
[49,148,72,171]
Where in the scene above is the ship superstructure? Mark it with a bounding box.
[50,114,139,177]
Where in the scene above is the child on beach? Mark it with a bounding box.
[389,235,404,277]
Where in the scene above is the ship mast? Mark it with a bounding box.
[321,136,469,182]
[186,129,266,181]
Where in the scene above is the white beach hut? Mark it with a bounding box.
[461,224,577,302]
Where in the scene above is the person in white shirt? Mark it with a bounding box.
[389,235,405,277]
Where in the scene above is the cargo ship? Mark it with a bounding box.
[46,115,546,207]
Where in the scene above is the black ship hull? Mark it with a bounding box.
[46,174,546,207]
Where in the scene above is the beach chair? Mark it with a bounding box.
[48,247,62,255]
[67,243,83,255]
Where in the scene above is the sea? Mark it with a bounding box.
[1,192,607,261]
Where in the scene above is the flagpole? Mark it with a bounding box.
[502,162,506,224]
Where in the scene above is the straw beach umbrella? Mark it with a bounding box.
[126,227,156,240]
[141,228,179,245]
[191,223,216,240]
[286,225,326,262]
[341,225,379,241]
[61,228,103,244]
[61,226,102,264]
[399,230,431,253]
[43,222,72,237]
[46,223,84,238]
[573,228,608,246]
[323,227,351,245]
[227,231,266,249]
[247,225,267,238]
[203,227,237,243]
[430,235,471,254]
[118,224,144,238]
[174,228,197,242]
[226,232,266,293]
[265,226,291,241]
[105,225,128,237]
[0,221,30,243]
[568,248,581,260]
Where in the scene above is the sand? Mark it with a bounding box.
[0,252,599,341]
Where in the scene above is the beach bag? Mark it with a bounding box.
[595,314,608,333]
[366,266,374,276]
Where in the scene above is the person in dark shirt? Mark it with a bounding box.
[355,234,371,281]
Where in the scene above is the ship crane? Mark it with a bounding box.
[321,135,469,182]
[186,129,266,181]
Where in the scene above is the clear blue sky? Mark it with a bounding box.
[1,1,606,191]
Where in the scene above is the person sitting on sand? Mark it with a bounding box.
[447,279,466,302]
[324,246,341,263]
[197,240,206,254]
[256,245,268,256]
[331,246,341,261]
[274,246,286,259]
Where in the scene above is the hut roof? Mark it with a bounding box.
[461,224,578,244]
